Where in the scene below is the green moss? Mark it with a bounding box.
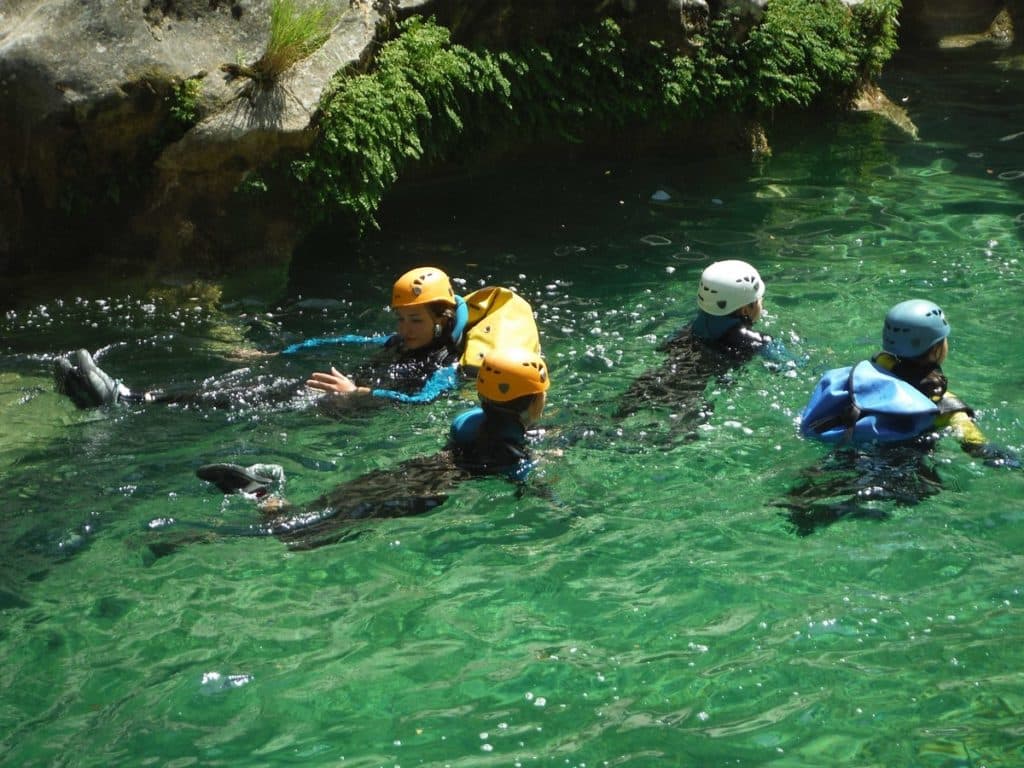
[293,17,511,229]
[292,1,901,233]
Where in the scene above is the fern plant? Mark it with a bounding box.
[293,17,512,229]
[288,1,902,234]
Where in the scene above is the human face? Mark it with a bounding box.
[394,305,440,350]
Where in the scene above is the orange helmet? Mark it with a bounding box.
[476,348,550,403]
[391,267,456,308]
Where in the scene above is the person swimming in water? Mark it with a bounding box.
[53,267,474,410]
[616,258,779,424]
[173,347,551,551]
[784,298,1019,534]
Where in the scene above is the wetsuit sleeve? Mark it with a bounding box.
[938,410,987,449]
[281,334,393,355]
[939,410,1021,467]
[370,365,460,404]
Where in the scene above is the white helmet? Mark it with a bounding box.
[696,260,765,316]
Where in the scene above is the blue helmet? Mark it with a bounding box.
[882,299,950,358]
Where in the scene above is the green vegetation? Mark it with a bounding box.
[293,17,511,228]
[222,0,334,86]
[290,0,901,232]
[168,76,203,126]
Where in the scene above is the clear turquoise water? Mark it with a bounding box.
[2,48,1023,766]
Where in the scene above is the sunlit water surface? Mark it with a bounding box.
[2,49,1023,767]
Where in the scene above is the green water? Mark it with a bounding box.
[2,48,1024,766]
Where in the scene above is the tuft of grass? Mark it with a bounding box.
[222,0,334,86]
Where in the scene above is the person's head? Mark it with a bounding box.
[391,267,457,350]
[696,259,765,323]
[475,348,550,425]
[882,299,950,363]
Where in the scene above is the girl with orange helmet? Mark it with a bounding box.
[298,266,471,405]
[53,267,472,410]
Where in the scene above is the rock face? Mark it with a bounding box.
[0,0,1014,279]
[0,0,388,276]
[898,0,1020,48]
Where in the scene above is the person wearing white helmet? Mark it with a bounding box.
[618,259,776,419]
[692,258,770,348]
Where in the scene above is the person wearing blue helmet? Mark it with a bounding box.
[787,298,1018,535]
[803,297,1020,457]
[52,267,471,411]
[867,299,983,450]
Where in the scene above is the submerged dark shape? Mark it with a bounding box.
[141,399,542,559]
[610,327,757,417]
[260,453,473,550]
[777,443,945,536]
[139,453,475,560]
[615,325,768,427]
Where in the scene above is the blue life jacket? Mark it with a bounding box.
[800,360,939,444]
[449,406,532,480]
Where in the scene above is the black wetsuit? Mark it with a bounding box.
[122,333,464,410]
[263,405,532,550]
[616,311,771,420]
[140,406,535,560]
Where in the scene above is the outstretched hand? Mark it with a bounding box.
[307,366,361,396]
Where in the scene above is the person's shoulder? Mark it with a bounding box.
[450,406,485,444]
[714,324,770,357]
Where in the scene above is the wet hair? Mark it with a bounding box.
[426,301,456,337]
[891,352,948,401]
[480,393,539,419]
[901,338,946,364]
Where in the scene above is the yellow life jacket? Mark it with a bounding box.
[459,286,542,375]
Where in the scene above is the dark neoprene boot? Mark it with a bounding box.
[54,349,125,408]
[196,463,284,497]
